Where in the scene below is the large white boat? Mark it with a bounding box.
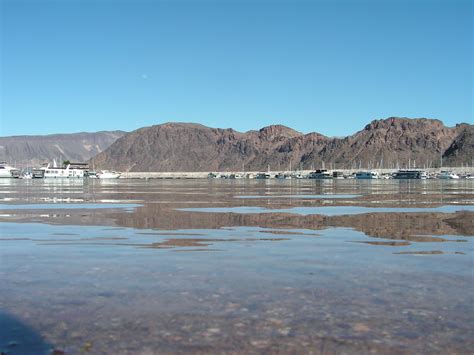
[308,169,333,179]
[96,170,121,179]
[40,163,85,178]
[355,171,379,179]
[0,162,20,178]
[438,170,460,180]
[393,169,427,179]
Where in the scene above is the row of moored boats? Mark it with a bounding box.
[0,162,121,179]
[1,162,471,180]
[209,169,473,180]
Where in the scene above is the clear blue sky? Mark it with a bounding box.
[1,0,472,137]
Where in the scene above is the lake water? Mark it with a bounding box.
[0,179,473,354]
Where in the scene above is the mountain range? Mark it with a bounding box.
[91,117,472,171]
[1,117,472,171]
[0,131,125,167]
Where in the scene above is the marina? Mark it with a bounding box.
[1,162,474,181]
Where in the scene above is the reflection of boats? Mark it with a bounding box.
[41,162,85,178]
[438,171,459,180]
[97,170,121,179]
[308,169,332,179]
[393,169,427,179]
[0,162,20,178]
[355,171,379,179]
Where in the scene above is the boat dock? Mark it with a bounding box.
[119,167,474,180]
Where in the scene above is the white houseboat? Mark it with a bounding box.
[40,163,85,178]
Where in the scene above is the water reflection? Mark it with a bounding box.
[0,179,473,353]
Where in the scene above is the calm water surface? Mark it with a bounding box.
[0,179,473,354]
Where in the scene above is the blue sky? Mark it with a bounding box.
[1,0,472,137]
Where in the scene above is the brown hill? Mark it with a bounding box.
[91,118,472,172]
[0,131,125,167]
[318,118,460,169]
[442,124,474,166]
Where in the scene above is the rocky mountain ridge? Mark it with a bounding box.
[91,117,473,171]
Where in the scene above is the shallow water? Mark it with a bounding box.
[0,179,473,354]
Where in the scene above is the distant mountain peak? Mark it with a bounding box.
[258,125,302,139]
[364,117,447,131]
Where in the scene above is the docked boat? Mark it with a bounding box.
[40,163,85,178]
[393,169,427,179]
[308,169,332,179]
[437,170,460,179]
[32,168,45,179]
[291,172,306,179]
[255,172,271,179]
[332,171,345,179]
[96,170,121,179]
[21,171,33,179]
[355,171,379,179]
[275,172,291,179]
[0,162,20,178]
[228,173,244,179]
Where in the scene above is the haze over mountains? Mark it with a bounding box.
[0,131,125,167]
[91,117,473,171]
[1,118,472,171]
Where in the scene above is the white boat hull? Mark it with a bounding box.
[97,172,121,179]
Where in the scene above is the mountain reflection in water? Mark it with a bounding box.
[0,179,472,354]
